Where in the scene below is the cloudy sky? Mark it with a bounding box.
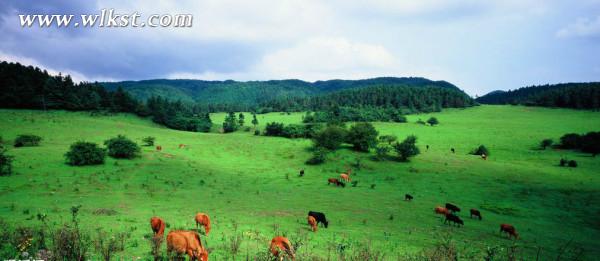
[1,0,599,96]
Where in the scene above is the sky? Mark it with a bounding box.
[1,0,599,96]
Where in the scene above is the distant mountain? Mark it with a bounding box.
[101,77,463,108]
[476,83,600,109]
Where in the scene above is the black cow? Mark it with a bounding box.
[444,213,464,227]
[299,169,304,177]
[445,203,460,213]
[426,145,430,150]
[405,194,413,201]
[470,209,482,220]
[308,211,329,228]
[451,148,455,153]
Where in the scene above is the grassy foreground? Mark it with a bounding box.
[1,105,599,260]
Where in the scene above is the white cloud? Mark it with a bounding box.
[556,16,600,38]
[0,51,94,82]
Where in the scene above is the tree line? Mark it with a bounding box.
[476,83,600,109]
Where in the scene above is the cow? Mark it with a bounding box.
[299,169,304,177]
[434,206,449,216]
[327,178,345,187]
[426,145,430,150]
[307,216,317,232]
[308,211,329,228]
[445,203,461,213]
[167,230,208,261]
[156,145,162,151]
[270,236,295,261]
[444,213,464,227]
[405,194,413,201]
[194,213,211,236]
[481,153,488,160]
[451,148,455,153]
[150,217,166,237]
[179,144,186,149]
[470,209,482,220]
[500,224,519,239]
[340,173,351,182]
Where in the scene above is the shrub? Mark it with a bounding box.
[142,136,155,146]
[282,124,306,138]
[568,160,578,168]
[581,132,600,156]
[416,119,426,125]
[427,117,439,126]
[540,139,553,149]
[104,135,140,159]
[65,142,106,166]
[313,126,347,150]
[559,158,567,166]
[471,145,490,156]
[0,147,14,176]
[222,112,239,133]
[306,147,328,165]
[379,135,397,144]
[375,144,391,161]
[254,130,260,136]
[14,135,42,147]
[559,133,582,149]
[346,122,379,152]
[393,135,420,161]
[264,122,285,136]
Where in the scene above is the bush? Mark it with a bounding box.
[313,126,347,150]
[254,130,260,136]
[393,135,420,161]
[540,139,553,149]
[379,135,397,144]
[568,160,578,168]
[581,132,600,156]
[306,147,328,165]
[65,142,106,166]
[14,135,42,147]
[559,133,582,149]
[104,135,140,159]
[559,158,567,166]
[416,119,426,125]
[346,122,379,152]
[427,117,439,126]
[222,112,239,133]
[0,147,14,176]
[471,145,490,156]
[142,136,155,146]
[282,124,306,138]
[375,144,391,161]
[264,122,285,136]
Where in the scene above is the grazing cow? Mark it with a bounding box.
[405,194,413,201]
[470,209,482,220]
[481,153,488,160]
[444,213,464,227]
[270,236,295,261]
[308,211,329,228]
[434,206,449,216]
[451,148,455,153]
[167,230,208,261]
[500,224,519,239]
[445,203,461,213]
[307,216,317,232]
[340,173,351,182]
[194,213,211,236]
[299,169,304,177]
[156,145,162,151]
[150,217,166,237]
[327,178,345,187]
[426,145,429,150]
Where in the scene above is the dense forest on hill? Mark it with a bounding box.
[476,83,600,109]
[102,77,462,111]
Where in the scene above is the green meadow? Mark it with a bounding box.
[1,105,599,260]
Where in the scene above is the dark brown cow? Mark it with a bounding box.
[405,194,413,201]
[156,145,162,151]
[445,203,461,213]
[327,178,345,187]
[500,224,519,239]
[167,230,208,261]
[194,213,211,236]
[470,209,482,220]
[150,217,166,237]
[444,213,464,227]
[270,236,295,261]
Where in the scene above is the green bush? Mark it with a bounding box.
[568,160,578,168]
[306,147,328,165]
[471,145,490,156]
[282,124,306,138]
[393,135,420,161]
[427,117,439,126]
[313,125,347,150]
[142,136,155,146]
[65,142,106,166]
[14,134,42,147]
[222,112,239,133]
[264,122,285,136]
[0,147,14,176]
[104,135,140,159]
[346,122,379,152]
[540,139,553,149]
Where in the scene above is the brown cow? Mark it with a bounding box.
[327,178,345,187]
[167,230,208,261]
[150,217,166,237]
[270,236,295,261]
[156,145,162,151]
[307,216,317,232]
[470,209,482,220]
[179,144,186,149]
[194,213,211,236]
[340,173,351,182]
[434,206,449,216]
[500,224,519,239]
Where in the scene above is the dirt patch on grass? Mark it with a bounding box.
[92,208,118,216]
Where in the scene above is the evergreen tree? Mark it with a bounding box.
[251,113,259,128]
[393,135,420,161]
[238,112,245,126]
[223,112,239,133]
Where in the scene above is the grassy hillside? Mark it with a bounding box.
[1,106,599,260]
